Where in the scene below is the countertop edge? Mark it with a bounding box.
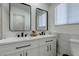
[0,35,57,46]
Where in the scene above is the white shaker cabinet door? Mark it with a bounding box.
[48,43,56,56]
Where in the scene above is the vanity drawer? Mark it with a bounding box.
[46,37,56,44]
[27,40,40,48]
[0,40,40,55]
[40,37,56,46]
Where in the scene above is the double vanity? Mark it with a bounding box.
[0,35,56,56]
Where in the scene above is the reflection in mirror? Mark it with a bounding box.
[36,8,48,31]
[10,3,31,31]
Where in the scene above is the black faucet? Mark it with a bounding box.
[21,33,24,37]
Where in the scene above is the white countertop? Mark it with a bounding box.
[0,35,56,46]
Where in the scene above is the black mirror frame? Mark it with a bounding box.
[36,8,48,31]
[9,3,31,31]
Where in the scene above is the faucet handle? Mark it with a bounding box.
[25,33,28,37]
[25,34,27,37]
[16,34,20,37]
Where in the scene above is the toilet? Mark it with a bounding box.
[70,39,79,56]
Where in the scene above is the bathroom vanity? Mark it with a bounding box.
[0,35,56,56]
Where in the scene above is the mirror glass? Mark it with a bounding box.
[10,3,31,31]
[36,8,48,31]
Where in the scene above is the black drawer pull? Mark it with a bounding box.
[46,40,53,42]
[16,44,31,49]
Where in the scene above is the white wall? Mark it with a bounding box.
[48,3,79,55]
[48,4,58,33]
[2,3,48,39]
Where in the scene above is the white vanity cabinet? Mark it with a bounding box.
[0,35,56,56]
[46,42,56,56]
[47,37,56,56]
[39,37,56,56]
[0,39,40,56]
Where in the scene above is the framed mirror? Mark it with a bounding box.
[36,8,48,31]
[9,3,31,31]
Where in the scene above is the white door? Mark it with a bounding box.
[24,47,40,56]
[5,51,23,56]
[51,43,56,56]
[48,43,56,56]
[40,44,54,56]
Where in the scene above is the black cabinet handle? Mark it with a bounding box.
[46,40,53,42]
[47,46,49,52]
[16,44,31,49]
[50,45,51,51]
